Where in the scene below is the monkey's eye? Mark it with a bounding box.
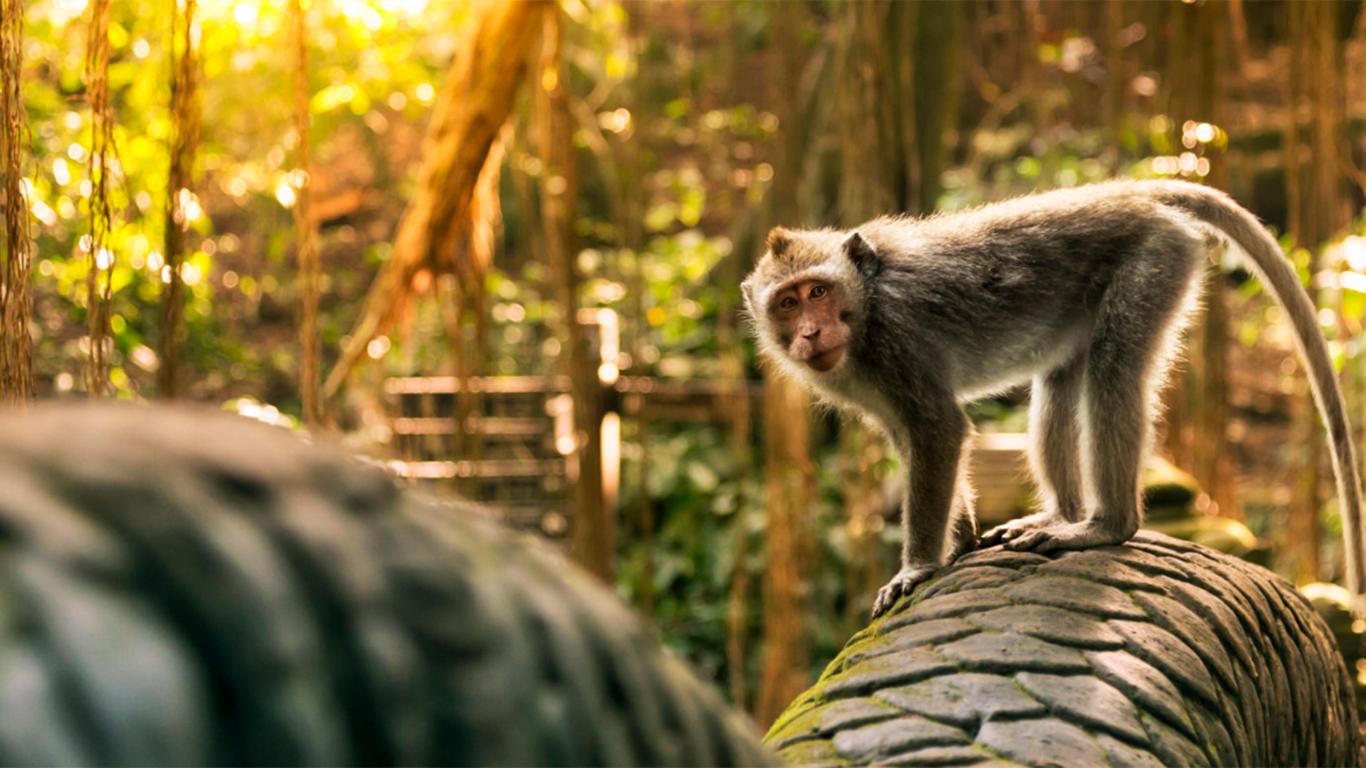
[778,296,799,312]
[809,284,829,300]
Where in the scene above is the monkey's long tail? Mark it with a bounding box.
[1153,180,1366,608]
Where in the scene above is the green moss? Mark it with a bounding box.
[765,691,823,741]
[766,697,901,750]
[834,631,899,670]
[773,738,846,765]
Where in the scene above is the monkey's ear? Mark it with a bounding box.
[766,227,793,257]
[843,231,878,273]
[741,277,756,309]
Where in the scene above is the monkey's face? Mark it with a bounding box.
[742,226,872,378]
[766,279,852,373]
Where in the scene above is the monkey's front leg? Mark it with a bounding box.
[871,404,968,618]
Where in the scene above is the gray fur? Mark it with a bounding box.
[743,179,1366,617]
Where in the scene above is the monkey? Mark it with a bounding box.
[741,179,1366,618]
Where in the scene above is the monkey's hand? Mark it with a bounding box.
[871,565,937,618]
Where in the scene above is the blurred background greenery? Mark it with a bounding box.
[10,0,1366,727]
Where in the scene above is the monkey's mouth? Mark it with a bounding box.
[805,345,847,372]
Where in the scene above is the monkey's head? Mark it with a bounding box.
[741,227,878,377]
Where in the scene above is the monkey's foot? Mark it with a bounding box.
[979,511,1063,548]
[871,565,936,618]
[1002,520,1127,554]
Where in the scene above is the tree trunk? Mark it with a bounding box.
[717,125,756,712]
[911,0,963,211]
[755,367,812,728]
[159,0,200,398]
[1283,0,1348,583]
[754,5,816,731]
[0,0,32,404]
[537,5,610,581]
[324,0,547,399]
[85,0,114,397]
[1188,0,1241,521]
[837,1,895,221]
[1160,1,1195,470]
[1103,0,1127,151]
[290,0,323,425]
[1154,0,1241,520]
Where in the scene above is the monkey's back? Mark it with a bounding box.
[855,181,1207,397]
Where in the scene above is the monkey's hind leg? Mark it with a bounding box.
[947,455,980,560]
[981,355,1086,547]
[1007,236,1201,554]
[947,507,978,561]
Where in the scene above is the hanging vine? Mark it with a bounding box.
[444,132,503,495]
[159,0,200,398]
[290,0,323,425]
[0,0,32,403]
[85,0,114,397]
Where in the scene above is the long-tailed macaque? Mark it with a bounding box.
[742,180,1364,617]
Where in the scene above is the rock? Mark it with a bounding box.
[976,718,1107,767]
[0,403,773,766]
[875,673,1048,727]
[831,716,969,762]
[766,531,1358,766]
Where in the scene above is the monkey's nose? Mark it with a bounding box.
[802,328,820,340]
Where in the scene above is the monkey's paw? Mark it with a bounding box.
[871,566,936,618]
[979,511,1063,548]
[1002,520,1125,554]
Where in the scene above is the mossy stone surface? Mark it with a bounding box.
[765,531,1359,766]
